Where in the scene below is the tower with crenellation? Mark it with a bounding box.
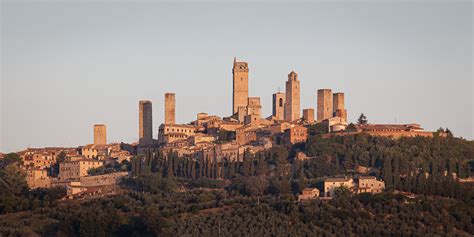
[232,57,249,114]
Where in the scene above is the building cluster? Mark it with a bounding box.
[18,143,132,197]
[12,57,440,199]
[298,176,386,202]
[131,58,352,163]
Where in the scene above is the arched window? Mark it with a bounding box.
[279,98,283,107]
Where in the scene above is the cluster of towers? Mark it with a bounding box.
[138,92,177,145]
[233,58,347,124]
[96,57,347,146]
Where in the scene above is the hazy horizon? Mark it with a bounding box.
[1,0,473,152]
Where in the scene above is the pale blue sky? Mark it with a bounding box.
[1,0,472,152]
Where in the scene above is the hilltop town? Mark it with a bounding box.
[1,58,473,236]
[7,58,454,198]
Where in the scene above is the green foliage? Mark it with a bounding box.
[357,113,368,124]
[0,153,22,168]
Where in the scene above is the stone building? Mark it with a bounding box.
[165,93,176,125]
[26,168,51,189]
[324,177,355,197]
[237,97,262,122]
[303,108,315,124]
[340,123,434,138]
[333,92,347,121]
[59,158,103,180]
[323,176,385,197]
[93,124,107,145]
[139,100,153,145]
[272,92,285,120]
[282,125,308,145]
[284,71,300,122]
[317,89,333,122]
[81,144,109,159]
[236,124,263,145]
[356,176,385,194]
[232,57,249,114]
[298,188,320,201]
[158,123,201,144]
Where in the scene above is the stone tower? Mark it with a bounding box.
[93,124,107,145]
[333,92,347,121]
[303,108,315,124]
[139,100,153,145]
[232,57,249,114]
[333,92,344,113]
[165,93,176,125]
[317,89,333,122]
[284,71,300,122]
[272,92,285,120]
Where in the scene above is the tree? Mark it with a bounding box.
[243,175,268,196]
[0,164,28,213]
[357,113,368,125]
[1,153,22,168]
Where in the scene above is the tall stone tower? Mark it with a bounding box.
[272,92,285,120]
[165,93,176,125]
[333,92,347,121]
[317,89,333,122]
[284,71,300,122]
[303,108,315,124]
[232,57,249,114]
[93,124,107,145]
[139,100,153,145]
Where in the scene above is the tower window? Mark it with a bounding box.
[279,98,283,107]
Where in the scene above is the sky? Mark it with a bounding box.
[1,0,472,152]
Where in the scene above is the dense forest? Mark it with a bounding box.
[1,131,473,236]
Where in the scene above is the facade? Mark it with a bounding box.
[284,71,300,122]
[246,97,262,118]
[26,168,51,189]
[139,100,153,145]
[59,158,103,180]
[236,124,263,145]
[303,108,315,124]
[272,92,286,120]
[324,178,355,197]
[356,176,385,194]
[81,144,109,159]
[165,93,176,125]
[282,125,308,145]
[93,124,107,145]
[237,97,262,122]
[232,58,249,114]
[317,89,333,122]
[298,188,320,201]
[158,123,200,144]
